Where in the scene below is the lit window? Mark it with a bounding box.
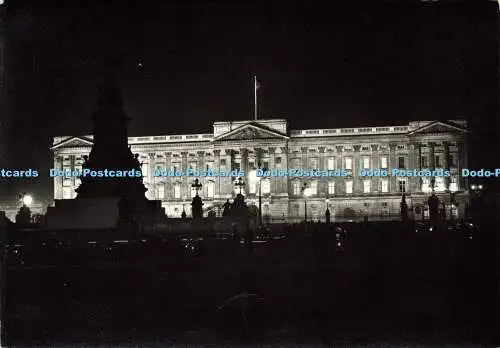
[346,180,353,194]
[363,180,371,193]
[293,181,301,195]
[261,178,271,194]
[327,157,335,170]
[328,181,335,195]
[450,176,458,192]
[381,179,388,193]
[157,185,165,199]
[380,157,388,169]
[173,183,181,199]
[363,157,370,169]
[207,181,215,198]
[435,177,445,192]
[345,157,352,170]
[422,177,432,193]
[309,181,317,195]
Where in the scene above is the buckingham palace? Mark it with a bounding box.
[51,118,469,222]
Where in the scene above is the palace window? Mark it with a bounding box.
[435,155,441,168]
[327,157,335,170]
[399,180,406,193]
[248,160,255,169]
[381,179,388,193]
[380,157,388,169]
[275,157,282,165]
[189,162,197,171]
[261,178,271,194]
[435,176,445,192]
[172,162,180,173]
[422,177,432,193]
[328,181,335,195]
[448,155,454,167]
[309,180,317,195]
[398,157,405,169]
[220,159,226,166]
[345,180,353,194]
[157,185,165,199]
[173,183,181,199]
[309,158,318,170]
[363,180,371,193]
[291,158,300,169]
[293,180,301,195]
[206,162,214,171]
[345,157,353,170]
[207,181,215,198]
[362,157,370,170]
[263,161,269,169]
[421,156,428,168]
[450,176,458,192]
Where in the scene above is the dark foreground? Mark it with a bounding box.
[3,223,496,346]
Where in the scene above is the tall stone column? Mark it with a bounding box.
[371,144,379,193]
[353,145,361,194]
[281,146,289,196]
[213,150,221,197]
[408,143,419,193]
[457,141,465,190]
[165,152,172,199]
[222,149,233,197]
[268,147,276,194]
[147,153,156,199]
[181,152,188,199]
[429,142,436,169]
[443,141,450,190]
[318,147,326,196]
[389,143,397,193]
[54,155,63,199]
[301,147,308,170]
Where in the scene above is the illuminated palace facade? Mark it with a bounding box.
[51,119,469,222]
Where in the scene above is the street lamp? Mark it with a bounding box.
[302,182,311,222]
[249,162,268,227]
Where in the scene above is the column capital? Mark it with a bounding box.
[353,145,361,152]
[318,146,326,153]
[335,146,343,153]
[196,150,205,156]
[180,151,188,156]
[148,153,156,159]
[268,147,276,154]
[389,142,398,150]
[165,151,172,156]
[300,147,308,154]
[213,149,221,155]
[280,146,287,154]
[371,144,379,151]
[224,149,232,156]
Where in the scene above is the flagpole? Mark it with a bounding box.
[254,75,257,121]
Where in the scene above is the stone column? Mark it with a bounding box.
[222,149,233,196]
[181,152,188,199]
[301,147,308,170]
[353,145,361,194]
[54,155,63,199]
[443,141,451,190]
[213,149,221,197]
[268,147,276,194]
[371,144,379,193]
[147,153,156,199]
[389,143,397,193]
[457,141,466,190]
[408,143,418,193]
[318,146,326,196]
[429,142,436,170]
[165,152,172,199]
[281,146,289,196]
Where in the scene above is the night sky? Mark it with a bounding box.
[0,0,497,202]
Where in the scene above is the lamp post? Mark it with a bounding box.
[191,178,203,196]
[234,177,245,195]
[302,182,310,222]
[249,162,268,227]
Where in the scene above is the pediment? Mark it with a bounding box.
[409,121,467,135]
[213,123,289,141]
[51,136,94,150]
